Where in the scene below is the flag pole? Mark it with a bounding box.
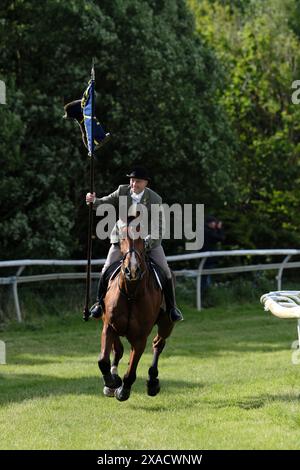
[83,60,95,321]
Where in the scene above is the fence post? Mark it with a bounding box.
[0,341,6,364]
[197,257,207,311]
[0,80,5,105]
[12,266,25,322]
[276,255,291,291]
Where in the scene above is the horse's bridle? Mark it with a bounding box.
[119,247,146,300]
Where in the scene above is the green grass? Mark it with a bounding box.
[0,301,300,450]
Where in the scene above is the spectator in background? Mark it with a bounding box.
[200,215,225,303]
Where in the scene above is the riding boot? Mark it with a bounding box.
[89,272,108,319]
[164,278,184,322]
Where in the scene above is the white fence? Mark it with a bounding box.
[1,249,300,322]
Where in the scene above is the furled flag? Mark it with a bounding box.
[63,77,110,155]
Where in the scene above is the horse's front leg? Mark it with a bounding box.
[147,312,174,396]
[109,336,124,394]
[115,338,147,402]
[147,335,166,397]
[98,323,122,397]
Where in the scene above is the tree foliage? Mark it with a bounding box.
[2,0,299,259]
[0,0,235,259]
[190,0,300,248]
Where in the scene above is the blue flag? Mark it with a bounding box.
[81,79,110,156]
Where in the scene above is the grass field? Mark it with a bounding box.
[0,300,300,450]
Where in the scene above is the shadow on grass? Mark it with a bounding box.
[1,366,298,411]
[207,398,266,410]
[205,393,300,411]
[0,373,204,408]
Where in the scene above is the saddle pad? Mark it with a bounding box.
[104,261,122,284]
[148,259,165,290]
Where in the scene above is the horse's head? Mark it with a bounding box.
[119,217,145,282]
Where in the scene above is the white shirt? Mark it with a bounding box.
[128,189,145,218]
[130,189,145,204]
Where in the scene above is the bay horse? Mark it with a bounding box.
[97,218,174,401]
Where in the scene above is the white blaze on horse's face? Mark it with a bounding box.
[127,226,138,279]
[130,250,138,280]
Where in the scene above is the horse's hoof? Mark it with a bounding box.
[147,378,160,396]
[115,386,131,401]
[103,386,116,397]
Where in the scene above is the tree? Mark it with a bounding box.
[190,0,300,248]
[0,0,236,259]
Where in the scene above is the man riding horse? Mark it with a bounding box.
[86,166,183,322]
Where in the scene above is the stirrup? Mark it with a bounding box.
[169,307,184,322]
[89,302,103,319]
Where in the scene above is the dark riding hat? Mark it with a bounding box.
[126,166,151,181]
